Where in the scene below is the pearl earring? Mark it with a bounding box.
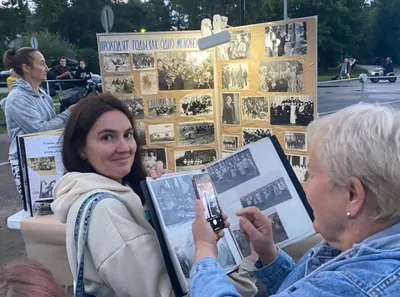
[346,211,351,217]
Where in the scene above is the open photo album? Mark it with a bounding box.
[141,135,315,296]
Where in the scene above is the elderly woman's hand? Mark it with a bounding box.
[192,200,230,262]
[147,161,173,179]
[237,207,278,265]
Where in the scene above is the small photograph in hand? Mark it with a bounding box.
[268,211,289,244]
[231,225,251,258]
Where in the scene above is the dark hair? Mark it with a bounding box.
[60,56,66,60]
[2,47,39,77]
[62,94,147,202]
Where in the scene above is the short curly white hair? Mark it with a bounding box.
[307,103,400,221]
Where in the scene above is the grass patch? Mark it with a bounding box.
[318,66,368,82]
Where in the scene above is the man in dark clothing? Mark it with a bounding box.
[52,57,73,80]
[75,60,91,80]
[384,57,394,75]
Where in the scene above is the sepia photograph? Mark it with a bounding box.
[157,51,214,91]
[270,95,314,126]
[121,97,144,120]
[33,199,54,217]
[268,212,289,244]
[148,97,176,119]
[148,123,175,144]
[265,22,307,57]
[287,154,308,183]
[240,177,292,211]
[177,121,215,147]
[222,93,240,125]
[208,148,260,195]
[102,54,131,73]
[39,180,57,199]
[132,53,155,70]
[27,157,57,176]
[175,149,217,172]
[104,75,135,94]
[232,226,251,258]
[140,71,158,95]
[222,135,239,151]
[259,60,303,93]
[180,93,213,116]
[243,128,272,146]
[217,30,251,60]
[242,96,269,120]
[284,132,307,151]
[222,63,249,90]
[134,121,146,145]
[141,148,167,174]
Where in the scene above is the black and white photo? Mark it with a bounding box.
[148,97,176,119]
[259,60,303,93]
[121,97,144,119]
[287,154,308,183]
[140,71,158,95]
[242,97,269,120]
[141,148,167,174]
[222,63,249,90]
[104,75,135,94]
[102,54,131,73]
[221,152,232,158]
[27,157,56,175]
[222,135,239,151]
[157,51,214,91]
[208,148,260,194]
[217,30,251,60]
[178,121,215,147]
[175,149,217,172]
[180,94,213,116]
[268,212,289,244]
[134,121,146,145]
[39,180,57,199]
[243,128,272,146]
[132,53,155,70]
[148,123,175,144]
[265,22,307,57]
[240,177,292,211]
[232,226,251,258]
[222,93,240,125]
[284,132,307,151]
[270,95,314,126]
[33,199,54,217]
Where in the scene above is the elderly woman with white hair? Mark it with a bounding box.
[189,103,400,297]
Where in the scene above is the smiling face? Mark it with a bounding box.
[82,110,137,183]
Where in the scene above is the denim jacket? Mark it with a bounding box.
[190,221,400,297]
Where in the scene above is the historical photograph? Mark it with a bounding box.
[222,93,240,125]
[132,53,155,70]
[121,97,144,120]
[104,75,135,94]
[148,123,175,144]
[222,135,239,151]
[268,212,289,244]
[140,71,158,95]
[259,60,303,93]
[243,128,272,146]
[102,54,131,73]
[265,22,307,57]
[242,96,269,120]
[284,132,307,151]
[142,148,167,174]
[222,63,249,90]
[134,121,146,145]
[39,180,57,199]
[27,157,57,176]
[148,97,176,119]
[240,177,292,211]
[33,199,54,217]
[287,154,308,183]
[177,121,215,147]
[150,175,196,227]
[180,93,213,117]
[217,30,251,60]
[175,149,217,172]
[232,226,251,258]
[157,51,214,91]
[270,95,314,126]
[208,148,260,195]
[221,152,232,158]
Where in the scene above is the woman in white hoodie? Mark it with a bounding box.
[51,95,257,297]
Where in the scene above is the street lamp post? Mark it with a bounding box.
[284,0,288,20]
[239,0,245,25]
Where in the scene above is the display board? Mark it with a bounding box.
[97,16,317,182]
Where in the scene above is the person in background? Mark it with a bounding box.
[74,60,91,80]
[6,69,20,90]
[0,259,70,297]
[384,56,394,75]
[338,57,351,79]
[2,47,74,200]
[190,103,400,297]
[53,56,73,80]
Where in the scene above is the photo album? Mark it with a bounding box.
[141,136,315,296]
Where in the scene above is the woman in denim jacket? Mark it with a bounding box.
[190,103,400,297]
